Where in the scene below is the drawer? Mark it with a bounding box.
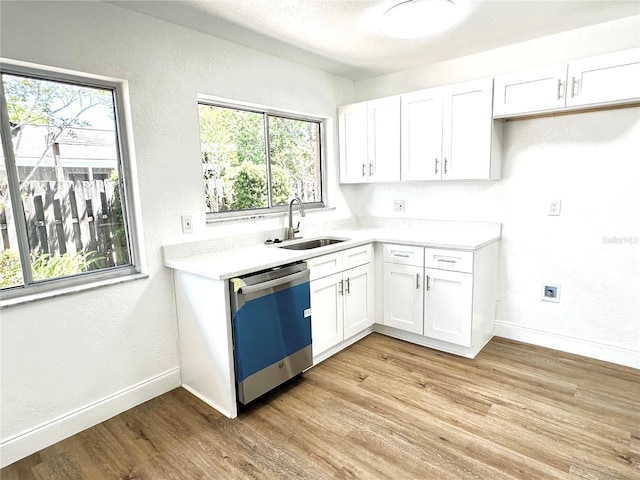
[342,244,373,270]
[307,252,343,281]
[383,244,424,267]
[424,248,473,273]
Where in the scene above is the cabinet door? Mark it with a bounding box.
[367,96,401,182]
[383,263,423,334]
[310,272,344,357]
[343,263,374,340]
[566,48,640,108]
[338,102,368,184]
[493,64,568,118]
[401,88,443,181]
[443,79,494,180]
[424,268,472,347]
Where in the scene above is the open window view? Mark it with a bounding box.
[0,71,133,292]
[198,103,323,215]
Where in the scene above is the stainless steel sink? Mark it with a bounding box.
[278,237,348,250]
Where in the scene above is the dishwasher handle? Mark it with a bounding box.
[238,269,309,295]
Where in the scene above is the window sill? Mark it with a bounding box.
[206,206,336,225]
[0,272,149,309]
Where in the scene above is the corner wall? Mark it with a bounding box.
[349,17,640,368]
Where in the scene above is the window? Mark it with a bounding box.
[198,101,324,217]
[0,62,143,300]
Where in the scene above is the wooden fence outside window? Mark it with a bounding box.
[0,179,122,267]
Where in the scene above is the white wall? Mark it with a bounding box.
[348,17,640,367]
[0,0,354,466]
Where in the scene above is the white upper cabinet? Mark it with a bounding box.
[367,96,401,182]
[338,102,368,183]
[444,79,498,181]
[493,64,568,118]
[401,88,443,181]
[566,48,640,108]
[494,48,640,118]
[338,96,400,183]
[401,78,501,182]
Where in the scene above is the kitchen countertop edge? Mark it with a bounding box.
[164,227,501,281]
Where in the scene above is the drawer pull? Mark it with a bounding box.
[392,253,411,258]
[437,258,457,263]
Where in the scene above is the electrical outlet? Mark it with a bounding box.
[181,215,193,234]
[394,200,405,212]
[548,199,562,216]
[542,284,560,303]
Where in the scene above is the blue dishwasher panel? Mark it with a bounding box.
[233,281,311,383]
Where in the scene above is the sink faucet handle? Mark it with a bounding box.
[294,221,300,233]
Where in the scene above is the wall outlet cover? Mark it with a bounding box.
[181,215,194,234]
[548,200,562,216]
[394,200,405,212]
[542,284,560,303]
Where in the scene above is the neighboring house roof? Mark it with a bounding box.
[11,124,118,169]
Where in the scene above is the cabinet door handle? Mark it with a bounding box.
[416,273,420,289]
[444,158,448,174]
[345,277,350,294]
[426,275,430,291]
[571,76,578,98]
[338,279,344,296]
[362,163,366,177]
[557,79,563,100]
[369,163,374,176]
[434,158,439,175]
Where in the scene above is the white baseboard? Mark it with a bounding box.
[0,367,181,468]
[495,321,639,369]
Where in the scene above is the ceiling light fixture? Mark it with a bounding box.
[380,0,469,39]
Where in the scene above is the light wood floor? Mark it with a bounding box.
[2,334,639,479]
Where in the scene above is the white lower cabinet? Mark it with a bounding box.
[343,263,375,339]
[309,245,374,361]
[381,242,498,358]
[423,268,473,347]
[310,271,344,355]
[382,263,423,334]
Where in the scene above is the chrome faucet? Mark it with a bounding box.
[286,195,305,240]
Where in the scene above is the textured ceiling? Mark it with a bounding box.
[108,0,640,80]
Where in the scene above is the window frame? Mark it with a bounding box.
[197,95,327,221]
[0,59,146,304]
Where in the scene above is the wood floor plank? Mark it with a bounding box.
[2,334,639,479]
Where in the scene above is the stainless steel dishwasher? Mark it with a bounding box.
[230,261,312,404]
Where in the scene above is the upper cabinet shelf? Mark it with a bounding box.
[493,48,640,119]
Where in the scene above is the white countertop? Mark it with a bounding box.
[164,224,501,281]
